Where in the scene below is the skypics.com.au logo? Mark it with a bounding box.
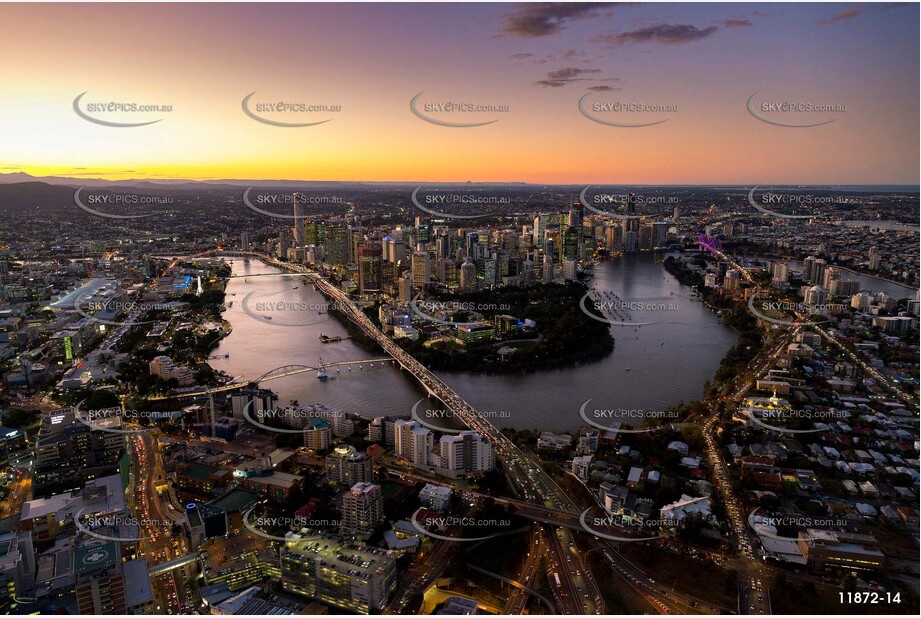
[409,295,512,327]
[410,399,510,433]
[73,186,173,219]
[241,291,341,327]
[409,508,528,542]
[746,93,844,128]
[746,186,852,220]
[410,92,509,127]
[578,508,668,542]
[579,291,678,327]
[73,293,175,327]
[578,187,678,219]
[242,187,344,218]
[578,93,677,127]
[243,509,339,541]
[75,509,169,542]
[73,92,172,127]
[579,400,679,434]
[242,400,342,435]
[747,406,849,435]
[410,186,511,219]
[242,92,341,127]
[74,402,179,435]
[747,292,846,328]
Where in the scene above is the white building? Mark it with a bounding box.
[537,432,572,451]
[577,430,599,455]
[439,432,495,474]
[419,484,452,511]
[572,455,593,480]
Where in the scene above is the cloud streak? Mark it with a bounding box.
[500,2,613,37]
[534,67,602,88]
[818,2,911,25]
[594,23,719,47]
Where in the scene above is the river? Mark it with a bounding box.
[208,254,737,432]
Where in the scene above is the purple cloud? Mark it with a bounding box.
[594,23,719,47]
[500,3,616,38]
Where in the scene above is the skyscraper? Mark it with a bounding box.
[465,232,480,261]
[292,196,305,260]
[568,200,583,232]
[411,251,431,290]
[341,482,384,540]
[277,229,290,259]
[325,226,350,265]
[325,445,373,486]
[358,244,383,295]
[459,258,477,292]
[562,226,579,260]
[533,214,545,249]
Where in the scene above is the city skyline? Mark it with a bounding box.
[0,2,918,616]
[0,2,918,185]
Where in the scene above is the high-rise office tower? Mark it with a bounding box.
[626,193,641,236]
[465,232,480,261]
[459,258,477,292]
[533,214,544,248]
[772,261,789,285]
[562,227,579,260]
[358,244,383,295]
[544,236,555,262]
[75,541,128,615]
[292,196,305,259]
[568,200,583,232]
[542,254,553,283]
[325,226,350,266]
[411,251,431,290]
[563,259,578,281]
[278,229,290,258]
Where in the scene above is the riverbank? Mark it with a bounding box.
[662,255,763,395]
[207,255,738,432]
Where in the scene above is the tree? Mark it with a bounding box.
[1,408,39,429]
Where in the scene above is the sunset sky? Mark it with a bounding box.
[0,2,918,184]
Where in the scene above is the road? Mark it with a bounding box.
[385,505,474,614]
[129,431,195,614]
[503,528,547,614]
[0,468,30,519]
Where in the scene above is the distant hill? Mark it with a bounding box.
[0,172,536,191]
[0,181,78,213]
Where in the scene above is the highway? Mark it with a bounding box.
[129,431,196,614]
[502,528,547,614]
